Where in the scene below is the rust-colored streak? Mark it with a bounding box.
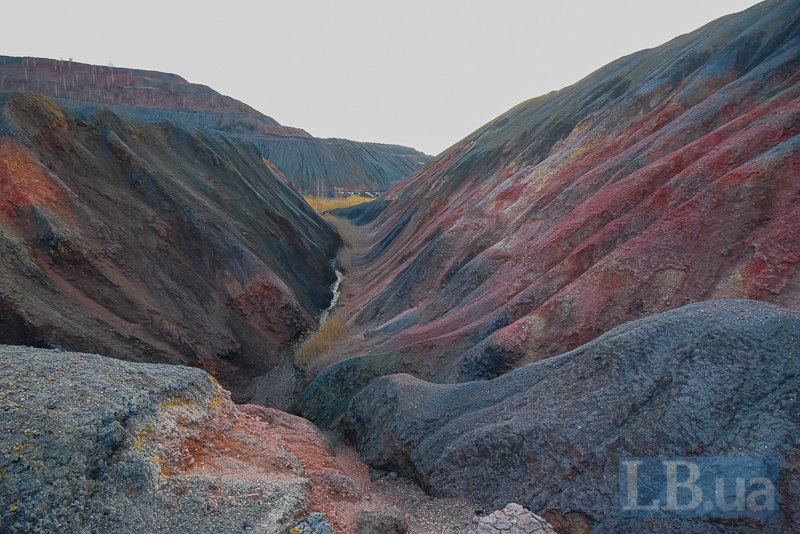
[0,139,68,221]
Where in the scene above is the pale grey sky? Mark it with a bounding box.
[3,1,759,155]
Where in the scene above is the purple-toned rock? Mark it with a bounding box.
[344,300,800,533]
[304,0,800,402]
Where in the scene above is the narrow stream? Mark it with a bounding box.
[319,260,343,325]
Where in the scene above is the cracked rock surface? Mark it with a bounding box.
[468,503,556,534]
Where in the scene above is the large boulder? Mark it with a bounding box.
[295,352,407,429]
[0,345,399,533]
[344,300,800,533]
[0,345,310,532]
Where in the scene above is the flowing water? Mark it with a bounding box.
[319,261,343,325]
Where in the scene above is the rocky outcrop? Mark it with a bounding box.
[289,513,336,534]
[310,0,800,393]
[469,504,556,534]
[354,510,408,534]
[343,300,800,533]
[0,56,431,192]
[0,345,312,533]
[0,93,340,398]
[297,353,407,429]
[1,345,456,533]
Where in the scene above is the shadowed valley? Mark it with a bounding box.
[1,1,800,533]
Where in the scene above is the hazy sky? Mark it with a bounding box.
[3,1,759,155]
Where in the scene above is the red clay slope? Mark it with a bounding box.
[332,0,800,382]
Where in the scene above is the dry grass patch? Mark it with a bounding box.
[294,317,348,369]
[323,214,369,272]
[292,215,371,374]
[304,195,374,213]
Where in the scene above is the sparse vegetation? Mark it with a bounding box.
[159,395,197,409]
[150,454,163,476]
[208,391,225,410]
[323,214,366,272]
[292,215,371,374]
[294,317,348,369]
[303,195,374,213]
[133,424,155,452]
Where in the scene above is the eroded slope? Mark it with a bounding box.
[345,300,800,533]
[0,56,431,192]
[0,93,339,398]
[315,0,800,389]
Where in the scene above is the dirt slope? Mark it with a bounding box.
[314,0,800,387]
[0,56,431,192]
[0,93,340,398]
